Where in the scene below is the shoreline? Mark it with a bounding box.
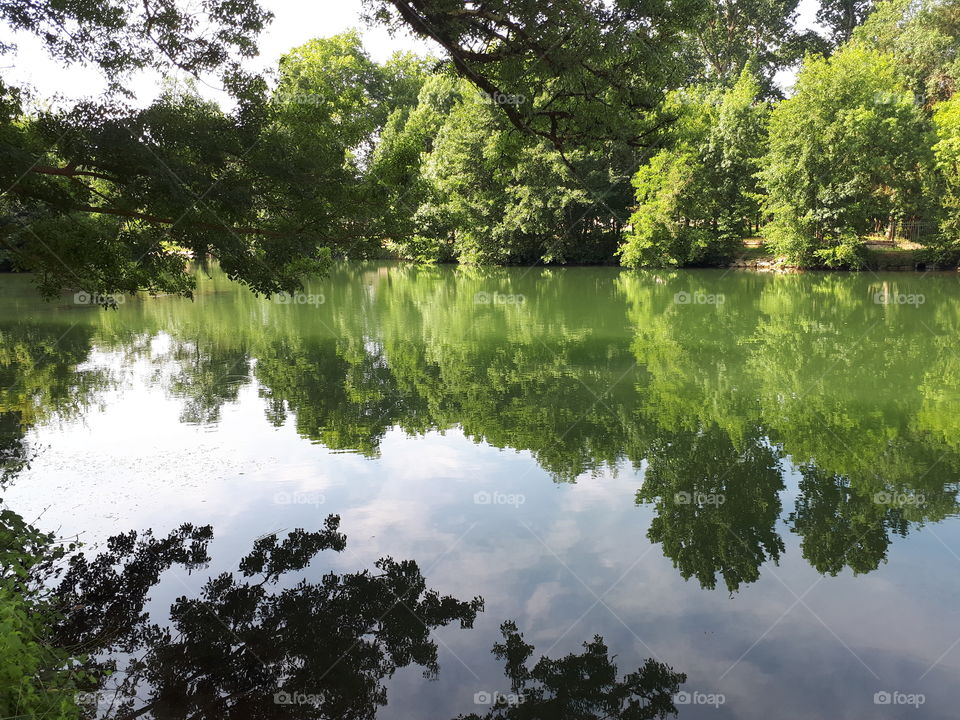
[724,259,950,273]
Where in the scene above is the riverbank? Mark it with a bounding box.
[727,238,949,272]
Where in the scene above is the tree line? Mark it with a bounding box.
[4,1,960,298]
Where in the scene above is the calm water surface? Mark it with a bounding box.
[2,263,960,718]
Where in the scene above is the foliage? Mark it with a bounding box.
[370,77,630,265]
[620,67,768,267]
[0,500,87,720]
[1,28,439,298]
[367,74,465,262]
[689,0,826,91]
[0,0,318,297]
[760,44,933,267]
[857,0,960,104]
[363,0,701,151]
[7,0,960,280]
[818,0,875,46]
[0,0,270,94]
[931,94,960,261]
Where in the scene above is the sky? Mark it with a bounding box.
[0,0,823,106]
[0,0,431,106]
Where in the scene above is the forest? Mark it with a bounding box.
[4,0,960,304]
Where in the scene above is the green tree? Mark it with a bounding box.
[275,32,424,159]
[1,28,439,298]
[818,0,875,46]
[372,78,631,265]
[2,82,344,299]
[265,33,432,261]
[857,0,960,104]
[760,44,933,267]
[620,67,768,267]
[931,93,960,260]
[367,74,465,261]
[691,0,826,91]
[0,0,337,298]
[364,0,700,151]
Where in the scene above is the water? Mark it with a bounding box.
[2,263,959,718]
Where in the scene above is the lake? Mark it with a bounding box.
[2,263,959,719]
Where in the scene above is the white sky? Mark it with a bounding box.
[0,0,822,106]
[0,0,434,107]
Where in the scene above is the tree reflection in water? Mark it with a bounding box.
[4,266,960,615]
[28,514,684,720]
[458,621,684,720]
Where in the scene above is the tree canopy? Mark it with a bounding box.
[761,43,934,267]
